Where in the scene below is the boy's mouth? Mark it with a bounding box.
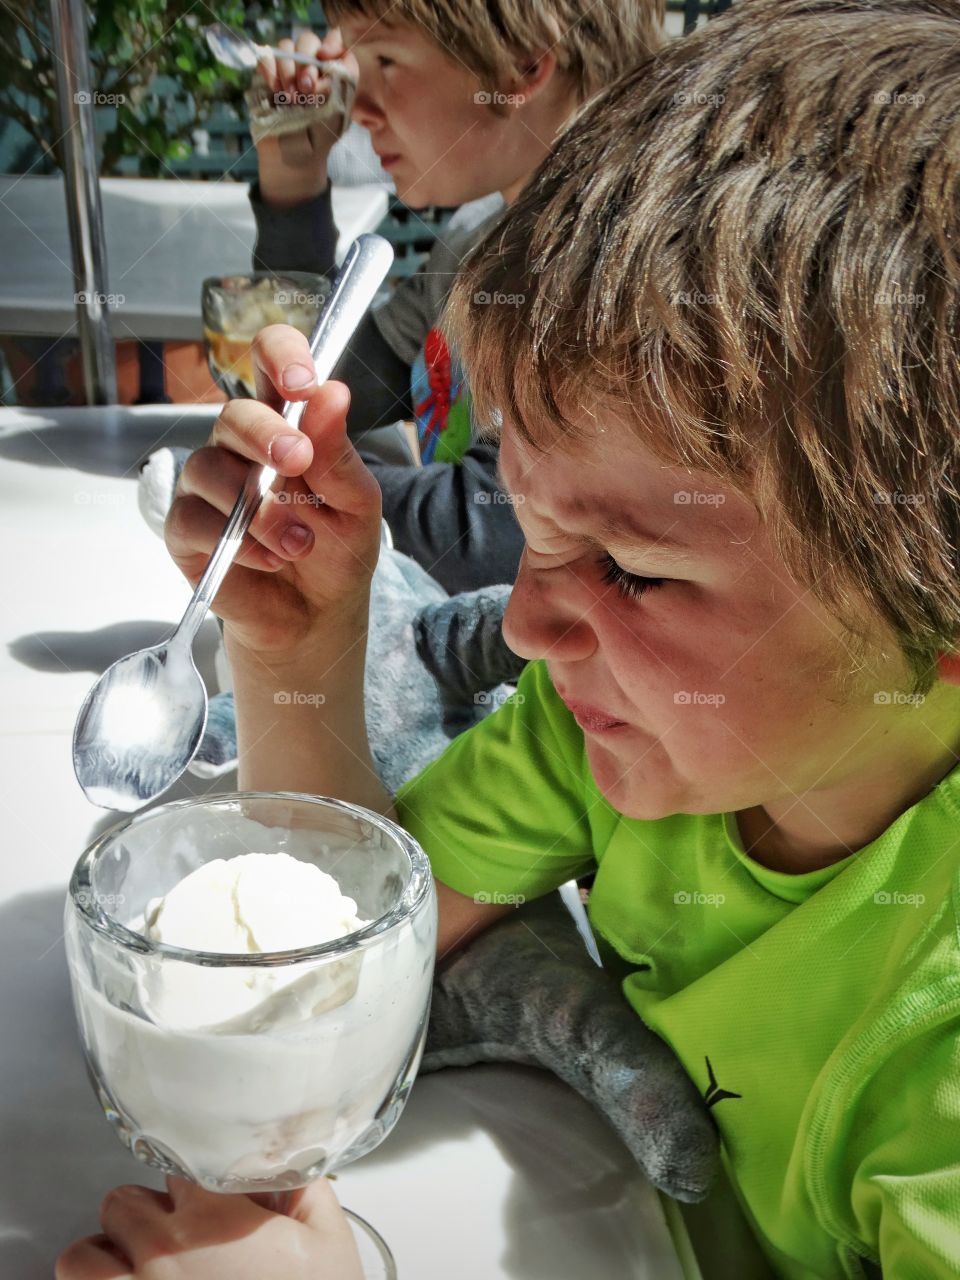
[559,697,629,734]
[376,151,401,170]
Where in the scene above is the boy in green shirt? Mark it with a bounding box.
[59,1,960,1277]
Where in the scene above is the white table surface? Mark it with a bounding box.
[0,404,687,1279]
[0,175,390,342]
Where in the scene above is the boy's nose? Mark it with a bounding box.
[503,554,597,663]
[351,89,384,131]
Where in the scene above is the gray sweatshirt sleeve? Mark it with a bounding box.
[249,181,339,277]
[361,441,524,594]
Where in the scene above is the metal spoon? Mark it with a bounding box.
[205,22,352,75]
[72,234,394,811]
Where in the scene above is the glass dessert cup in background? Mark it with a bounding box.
[202,271,331,398]
[65,792,437,1279]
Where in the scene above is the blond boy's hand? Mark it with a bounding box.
[255,29,359,207]
[165,323,382,660]
[55,1175,364,1280]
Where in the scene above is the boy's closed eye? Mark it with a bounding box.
[523,540,671,601]
[598,553,666,601]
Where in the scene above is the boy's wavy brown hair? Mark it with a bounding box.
[445,0,960,693]
[322,0,665,103]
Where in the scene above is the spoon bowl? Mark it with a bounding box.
[73,641,206,811]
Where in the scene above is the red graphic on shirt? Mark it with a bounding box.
[415,327,452,449]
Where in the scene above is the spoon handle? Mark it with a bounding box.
[257,45,353,74]
[174,233,394,646]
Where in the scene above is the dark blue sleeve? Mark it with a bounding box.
[362,442,524,594]
[249,181,339,278]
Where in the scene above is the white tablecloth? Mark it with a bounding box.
[0,176,390,342]
[0,405,689,1279]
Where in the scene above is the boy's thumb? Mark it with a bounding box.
[288,1175,341,1224]
[244,1178,340,1220]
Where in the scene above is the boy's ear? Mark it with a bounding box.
[508,49,560,105]
[935,646,960,685]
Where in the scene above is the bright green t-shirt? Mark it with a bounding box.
[395,660,960,1279]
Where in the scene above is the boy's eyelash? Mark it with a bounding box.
[599,554,666,600]
[377,55,394,68]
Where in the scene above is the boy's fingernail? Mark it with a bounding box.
[280,524,313,555]
[300,70,314,92]
[282,363,316,389]
[271,434,307,465]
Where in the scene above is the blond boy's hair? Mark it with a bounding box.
[446,0,960,692]
[323,0,665,103]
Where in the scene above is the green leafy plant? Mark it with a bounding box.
[0,1,313,176]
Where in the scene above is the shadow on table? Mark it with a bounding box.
[9,617,224,696]
[359,1064,660,1279]
[0,408,214,477]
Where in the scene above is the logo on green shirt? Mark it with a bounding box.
[703,1056,742,1108]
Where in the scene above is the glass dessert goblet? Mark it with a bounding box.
[65,792,437,1277]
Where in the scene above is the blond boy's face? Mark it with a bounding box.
[498,418,913,823]
[339,15,532,208]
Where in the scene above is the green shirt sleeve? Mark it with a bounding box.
[844,1013,960,1277]
[394,660,597,902]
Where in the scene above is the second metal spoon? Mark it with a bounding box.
[205,23,352,74]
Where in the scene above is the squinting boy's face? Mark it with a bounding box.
[498,417,915,824]
[339,15,533,208]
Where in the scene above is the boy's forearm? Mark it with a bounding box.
[226,622,396,819]
[257,160,329,210]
